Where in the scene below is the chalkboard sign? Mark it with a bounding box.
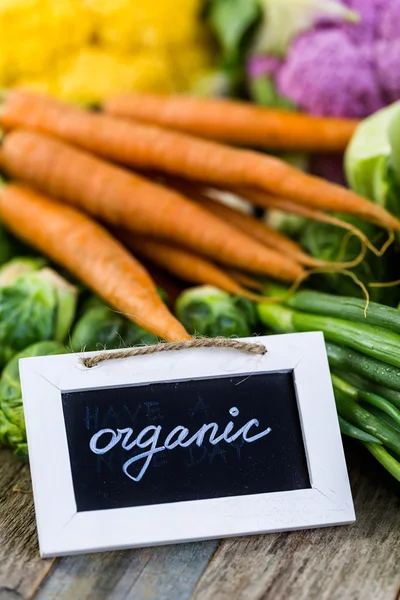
[62,371,310,512]
[20,333,355,558]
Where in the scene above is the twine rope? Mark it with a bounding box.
[81,337,267,368]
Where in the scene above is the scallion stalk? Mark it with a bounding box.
[332,371,400,409]
[333,388,400,456]
[363,443,400,482]
[258,303,400,368]
[326,343,400,395]
[338,417,382,445]
[286,291,400,334]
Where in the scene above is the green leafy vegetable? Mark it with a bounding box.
[345,102,400,219]
[0,260,77,361]
[175,286,256,338]
[39,269,78,343]
[0,341,68,458]
[205,0,261,92]
[300,215,397,304]
[70,296,158,352]
[207,0,260,64]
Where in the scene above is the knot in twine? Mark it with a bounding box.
[81,337,267,369]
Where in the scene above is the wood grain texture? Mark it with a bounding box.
[1,442,399,600]
[191,443,400,600]
[0,449,54,600]
[33,541,219,600]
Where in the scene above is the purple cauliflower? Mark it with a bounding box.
[247,0,400,119]
[375,40,400,104]
[277,30,383,118]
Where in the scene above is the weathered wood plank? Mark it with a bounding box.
[0,449,55,600]
[191,443,400,600]
[2,441,399,600]
[33,541,219,600]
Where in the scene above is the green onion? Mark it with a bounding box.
[358,391,400,428]
[333,388,400,456]
[363,443,400,482]
[338,417,382,444]
[326,343,400,394]
[334,370,400,410]
[286,291,400,334]
[258,304,400,368]
[331,374,400,427]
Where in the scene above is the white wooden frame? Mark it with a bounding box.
[20,332,355,558]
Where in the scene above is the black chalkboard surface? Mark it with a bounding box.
[62,371,310,513]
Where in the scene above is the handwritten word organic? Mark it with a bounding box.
[89,407,272,482]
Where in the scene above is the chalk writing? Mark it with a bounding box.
[89,407,272,483]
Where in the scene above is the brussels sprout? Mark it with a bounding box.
[175,286,256,338]
[0,341,68,458]
[70,297,158,352]
[0,260,78,363]
[0,257,46,286]
[39,269,78,342]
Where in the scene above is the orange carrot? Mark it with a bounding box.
[165,179,320,267]
[234,187,390,258]
[119,233,264,301]
[0,183,190,342]
[104,93,359,153]
[144,265,186,303]
[1,90,398,232]
[0,130,304,282]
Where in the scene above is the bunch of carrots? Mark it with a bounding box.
[0,89,398,343]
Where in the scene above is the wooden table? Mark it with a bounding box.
[1,441,399,600]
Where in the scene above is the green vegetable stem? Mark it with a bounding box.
[257,290,400,481]
[363,443,400,483]
[333,386,400,458]
[332,370,400,409]
[331,374,400,429]
[338,417,381,445]
[286,291,400,334]
[257,303,400,368]
[326,343,400,396]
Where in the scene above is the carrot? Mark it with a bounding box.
[143,265,186,304]
[119,232,264,301]
[0,130,304,282]
[0,183,190,342]
[1,90,398,232]
[103,93,359,153]
[234,187,391,258]
[164,178,323,267]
